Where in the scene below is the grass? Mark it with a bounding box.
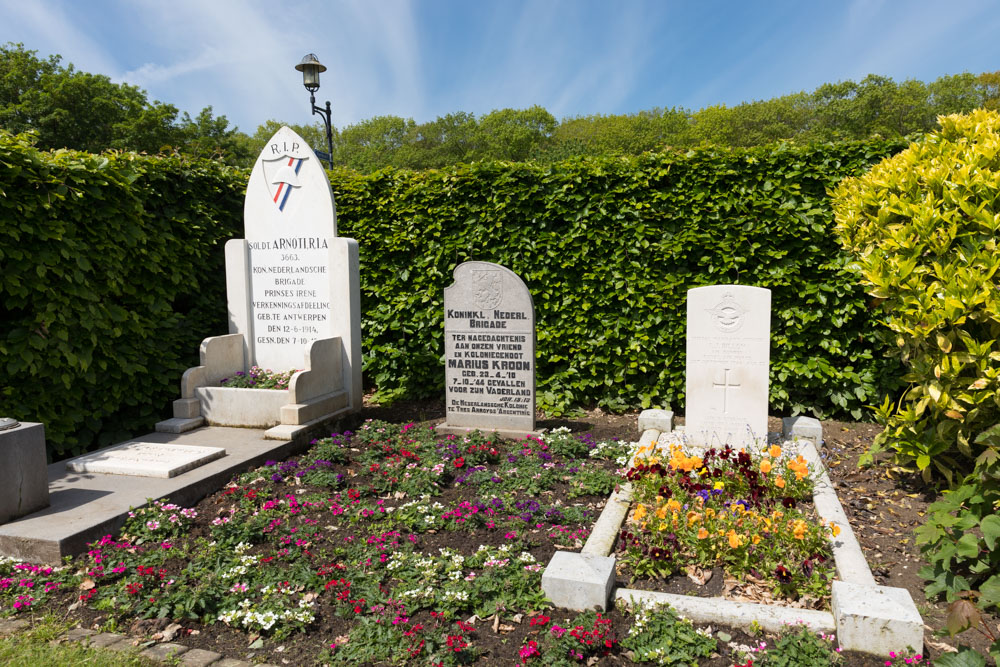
[0,614,156,666]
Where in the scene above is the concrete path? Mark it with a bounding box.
[0,616,275,666]
[0,425,317,563]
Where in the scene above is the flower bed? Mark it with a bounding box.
[220,366,299,390]
[618,436,841,609]
[0,421,882,665]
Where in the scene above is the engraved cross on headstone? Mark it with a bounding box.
[712,367,741,414]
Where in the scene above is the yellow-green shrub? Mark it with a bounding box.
[833,109,1000,482]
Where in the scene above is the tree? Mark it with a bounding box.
[546,107,690,158]
[475,106,556,161]
[333,115,415,172]
[177,106,255,165]
[398,111,478,169]
[0,42,181,153]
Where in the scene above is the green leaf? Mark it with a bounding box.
[933,647,988,667]
[980,515,1000,551]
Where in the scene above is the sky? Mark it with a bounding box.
[1,0,999,135]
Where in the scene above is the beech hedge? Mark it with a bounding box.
[0,132,243,457]
[333,140,906,418]
[1,131,905,457]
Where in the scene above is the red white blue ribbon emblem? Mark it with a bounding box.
[271,157,304,211]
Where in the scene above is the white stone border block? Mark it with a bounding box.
[541,551,616,611]
[797,440,876,587]
[832,581,924,656]
[617,589,836,635]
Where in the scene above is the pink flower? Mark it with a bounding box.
[518,640,539,660]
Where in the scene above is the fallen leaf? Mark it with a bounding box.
[925,638,957,653]
[685,565,713,586]
[79,578,96,591]
[162,623,183,642]
[498,624,515,633]
[492,615,500,633]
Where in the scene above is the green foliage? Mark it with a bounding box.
[0,43,180,154]
[2,132,905,456]
[333,140,905,417]
[295,71,999,172]
[0,130,244,457]
[756,623,841,666]
[934,646,990,667]
[0,43,252,163]
[620,602,716,665]
[916,452,1000,661]
[833,110,1000,480]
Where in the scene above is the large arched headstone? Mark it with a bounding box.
[438,261,540,439]
[240,126,339,371]
[156,126,362,436]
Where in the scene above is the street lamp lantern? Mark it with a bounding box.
[294,54,334,169]
[295,53,326,93]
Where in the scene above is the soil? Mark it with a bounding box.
[26,397,999,665]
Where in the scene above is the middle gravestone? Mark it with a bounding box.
[685,284,771,450]
[437,261,540,439]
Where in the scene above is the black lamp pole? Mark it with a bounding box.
[295,54,334,169]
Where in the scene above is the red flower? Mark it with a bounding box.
[454,457,465,468]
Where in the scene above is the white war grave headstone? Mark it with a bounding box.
[438,262,540,439]
[157,126,361,437]
[685,285,771,450]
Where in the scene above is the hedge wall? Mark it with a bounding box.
[1,132,905,457]
[0,132,244,457]
[331,140,906,419]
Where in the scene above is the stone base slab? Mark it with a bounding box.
[435,424,546,441]
[196,386,289,428]
[154,417,205,434]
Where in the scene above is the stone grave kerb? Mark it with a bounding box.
[156,126,362,438]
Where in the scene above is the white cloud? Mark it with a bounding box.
[0,0,120,76]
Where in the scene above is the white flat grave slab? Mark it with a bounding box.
[66,442,226,478]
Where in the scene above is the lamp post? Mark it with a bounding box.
[295,53,334,169]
